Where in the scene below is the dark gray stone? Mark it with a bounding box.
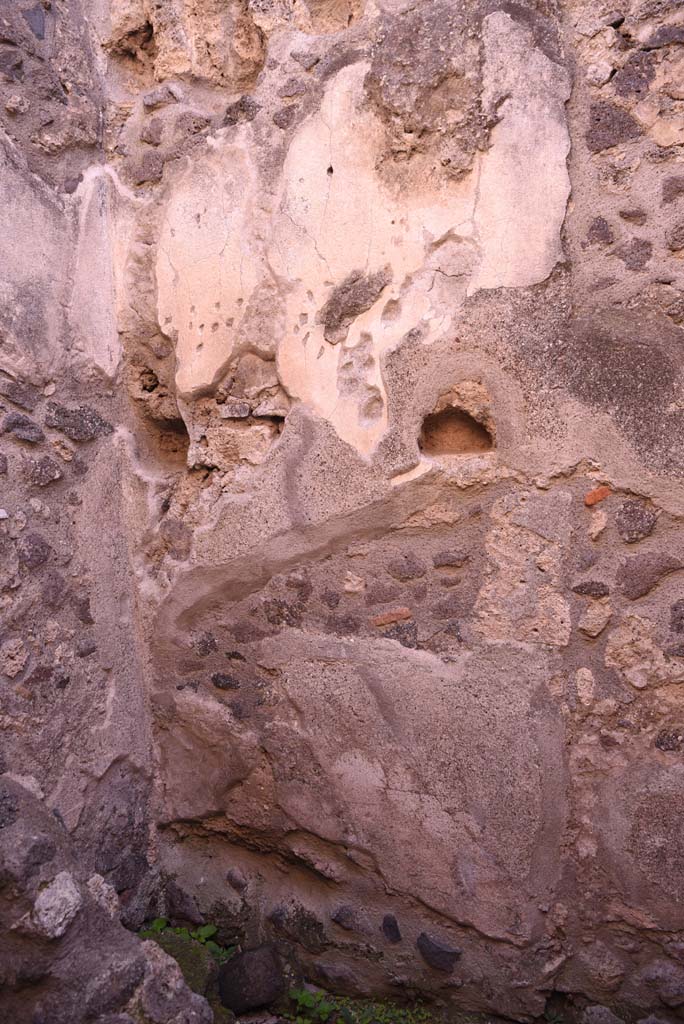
[2,412,44,444]
[226,867,248,892]
[263,597,303,627]
[612,51,656,98]
[218,944,284,1013]
[585,102,642,153]
[220,400,251,419]
[273,106,297,129]
[28,455,63,487]
[195,632,217,657]
[319,266,392,344]
[22,4,46,40]
[618,553,683,600]
[72,594,94,625]
[655,729,684,752]
[663,177,684,205]
[667,222,684,253]
[381,620,418,648]
[140,117,164,146]
[291,50,320,70]
[224,95,260,126]
[165,878,204,925]
[16,532,52,569]
[211,672,240,691]
[0,375,39,410]
[670,600,684,634]
[572,580,610,597]
[130,150,164,185]
[619,208,647,226]
[45,402,113,442]
[581,1006,625,1024]
[268,903,327,952]
[321,588,340,608]
[278,77,306,99]
[331,904,357,930]
[586,217,614,245]
[143,83,181,109]
[432,550,468,569]
[42,572,68,608]
[432,592,464,619]
[644,24,684,49]
[615,238,652,272]
[559,310,684,471]
[0,48,23,81]
[325,613,361,636]
[0,786,19,829]
[386,553,427,581]
[614,501,655,544]
[382,914,401,944]
[364,0,483,175]
[416,931,461,972]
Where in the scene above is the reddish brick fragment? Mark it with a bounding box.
[370,607,413,628]
[585,485,612,507]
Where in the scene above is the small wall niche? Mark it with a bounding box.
[419,406,494,456]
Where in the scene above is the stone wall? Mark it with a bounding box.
[3,0,684,1020]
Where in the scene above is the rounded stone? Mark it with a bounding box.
[217,944,284,1013]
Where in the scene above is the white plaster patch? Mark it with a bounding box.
[157,142,268,398]
[468,12,572,294]
[70,170,130,379]
[156,22,571,456]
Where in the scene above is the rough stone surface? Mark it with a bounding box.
[615,500,658,544]
[0,780,207,1023]
[618,554,683,601]
[416,932,462,973]
[217,945,284,1013]
[6,0,684,1020]
[29,870,83,938]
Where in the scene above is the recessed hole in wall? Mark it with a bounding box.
[327,165,334,175]
[419,407,494,456]
[140,368,158,393]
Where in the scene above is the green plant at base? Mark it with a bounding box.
[289,988,337,1024]
[285,987,437,1024]
[138,917,236,965]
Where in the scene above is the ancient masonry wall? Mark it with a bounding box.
[3,0,684,1020]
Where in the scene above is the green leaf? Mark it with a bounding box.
[196,924,218,940]
[150,918,168,933]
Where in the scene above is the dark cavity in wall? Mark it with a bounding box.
[419,407,493,455]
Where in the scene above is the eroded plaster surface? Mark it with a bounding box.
[5,0,684,1020]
